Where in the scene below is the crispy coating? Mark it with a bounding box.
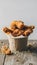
[1,45,11,55]
[1,45,8,54]
[11,29,22,37]
[2,27,13,34]
[10,20,18,29]
[16,20,24,29]
[28,25,35,29]
[17,30,22,36]
[23,29,33,36]
[10,20,24,29]
[2,20,35,36]
[22,25,35,30]
[5,48,11,55]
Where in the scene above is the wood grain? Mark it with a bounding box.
[0,40,37,65]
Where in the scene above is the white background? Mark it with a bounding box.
[0,0,37,40]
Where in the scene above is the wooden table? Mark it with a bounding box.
[0,40,37,65]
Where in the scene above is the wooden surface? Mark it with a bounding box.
[0,40,37,65]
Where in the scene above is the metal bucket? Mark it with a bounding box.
[7,34,28,53]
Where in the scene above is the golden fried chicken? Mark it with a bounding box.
[23,29,33,36]
[1,45,11,55]
[11,29,22,37]
[2,27,13,34]
[2,20,35,36]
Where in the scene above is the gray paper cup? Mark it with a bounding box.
[7,34,28,53]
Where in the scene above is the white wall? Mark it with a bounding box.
[0,0,37,40]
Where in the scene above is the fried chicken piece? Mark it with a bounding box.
[1,45,8,54]
[10,20,24,29]
[10,20,18,29]
[28,25,35,29]
[2,27,13,34]
[2,20,35,37]
[17,30,22,36]
[11,29,22,37]
[16,20,24,29]
[1,45,11,55]
[5,48,11,55]
[22,25,35,30]
[23,29,33,36]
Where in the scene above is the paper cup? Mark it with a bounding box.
[7,34,28,53]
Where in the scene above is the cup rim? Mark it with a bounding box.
[7,34,28,39]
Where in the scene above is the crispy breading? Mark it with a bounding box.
[23,29,33,36]
[2,20,35,36]
[1,45,11,55]
[2,27,13,34]
[11,29,22,37]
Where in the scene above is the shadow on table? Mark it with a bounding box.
[7,46,37,55]
[23,45,37,53]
